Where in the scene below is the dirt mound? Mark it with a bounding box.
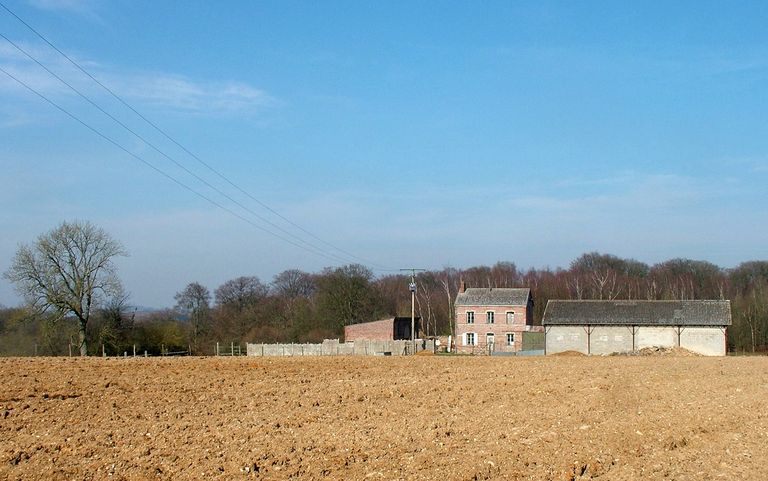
[639,346,700,356]
[612,346,702,357]
[552,350,586,356]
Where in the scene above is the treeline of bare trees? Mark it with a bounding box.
[2,252,767,355]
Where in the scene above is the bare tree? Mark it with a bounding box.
[215,276,268,310]
[3,221,127,356]
[174,282,211,354]
[272,269,315,299]
[439,268,459,342]
[316,264,383,330]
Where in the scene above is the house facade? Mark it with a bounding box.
[542,300,731,356]
[454,284,542,354]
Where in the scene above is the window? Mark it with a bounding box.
[465,332,476,346]
[507,333,515,346]
[506,312,515,324]
[486,311,495,324]
[466,311,475,324]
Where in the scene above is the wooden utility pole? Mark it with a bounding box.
[400,268,425,355]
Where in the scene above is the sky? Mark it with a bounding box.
[1,1,767,307]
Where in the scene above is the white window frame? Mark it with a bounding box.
[466,311,475,324]
[464,332,477,346]
[506,333,515,346]
[506,311,515,324]
[486,311,495,324]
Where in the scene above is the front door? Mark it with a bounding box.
[486,333,495,352]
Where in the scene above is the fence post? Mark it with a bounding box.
[102,344,106,357]
[133,344,136,357]
[216,342,219,356]
[231,342,234,356]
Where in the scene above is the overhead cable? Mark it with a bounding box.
[0,0,390,270]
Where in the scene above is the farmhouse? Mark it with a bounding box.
[542,300,731,356]
[455,284,543,354]
[344,316,421,342]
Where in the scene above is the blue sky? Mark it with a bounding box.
[1,1,767,307]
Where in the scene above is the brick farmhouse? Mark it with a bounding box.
[454,284,543,353]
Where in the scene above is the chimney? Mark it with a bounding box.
[459,280,466,293]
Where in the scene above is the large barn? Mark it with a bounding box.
[542,300,731,356]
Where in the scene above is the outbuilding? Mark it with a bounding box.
[542,300,731,356]
[344,316,421,342]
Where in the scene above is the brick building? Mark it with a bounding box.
[454,284,542,353]
[344,316,421,342]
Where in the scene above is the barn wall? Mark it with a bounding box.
[344,319,394,342]
[546,324,727,356]
[680,327,726,356]
[589,326,634,355]
[545,326,588,354]
[636,327,677,350]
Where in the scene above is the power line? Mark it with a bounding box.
[0,0,389,270]
[0,64,349,264]
[0,32,358,266]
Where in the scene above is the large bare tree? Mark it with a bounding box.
[174,282,211,354]
[4,221,127,356]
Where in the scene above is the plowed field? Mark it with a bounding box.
[1,355,767,480]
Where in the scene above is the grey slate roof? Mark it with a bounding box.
[455,288,531,307]
[542,300,731,326]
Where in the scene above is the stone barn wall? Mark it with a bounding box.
[545,325,727,356]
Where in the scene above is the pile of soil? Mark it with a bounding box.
[551,350,586,356]
[638,346,701,356]
[2,355,766,480]
[611,346,701,357]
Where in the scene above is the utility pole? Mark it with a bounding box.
[400,268,426,355]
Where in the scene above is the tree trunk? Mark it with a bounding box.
[79,319,88,356]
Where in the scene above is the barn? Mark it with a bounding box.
[542,300,731,356]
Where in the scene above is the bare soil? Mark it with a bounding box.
[1,355,767,481]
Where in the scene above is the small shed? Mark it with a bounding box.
[344,317,421,342]
[542,300,731,356]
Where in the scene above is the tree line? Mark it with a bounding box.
[2,222,767,355]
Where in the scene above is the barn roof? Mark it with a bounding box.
[455,288,531,306]
[542,300,732,326]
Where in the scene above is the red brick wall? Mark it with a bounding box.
[344,319,394,342]
[455,304,532,353]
